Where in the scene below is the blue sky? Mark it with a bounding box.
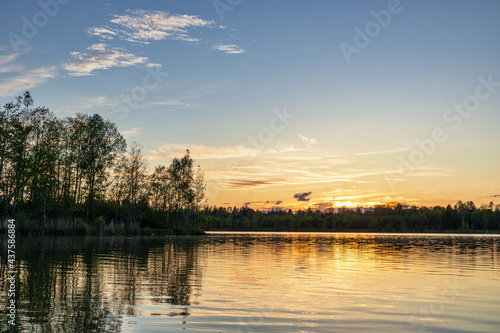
[1,0,500,209]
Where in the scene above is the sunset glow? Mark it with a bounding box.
[1,0,499,210]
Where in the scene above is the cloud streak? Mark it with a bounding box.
[88,9,216,43]
[0,52,57,97]
[213,44,246,54]
[62,43,155,76]
[299,134,318,147]
[121,127,143,139]
[355,148,410,156]
[148,141,318,161]
[228,180,278,189]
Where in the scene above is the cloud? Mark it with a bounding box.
[139,100,194,111]
[213,44,246,54]
[355,148,410,156]
[54,96,114,115]
[121,127,143,139]
[0,52,57,97]
[86,26,117,40]
[409,165,456,178]
[88,9,216,43]
[83,10,244,60]
[228,180,277,189]
[294,191,312,202]
[55,95,191,116]
[481,194,500,199]
[299,134,318,147]
[0,66,57,97]
[149,143,259,161]
[148,141,315,161]
[0,53,23,73]
[62,43,152,76]
[310,178,353,183]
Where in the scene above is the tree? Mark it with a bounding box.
[118,142,147,223]
[193,165,206,210]
[0,101,19,217]
[8,93,33,216]
[168,150,195,211]
[78,114,126,221]
[149,165,171,213]
[0,92,209,231]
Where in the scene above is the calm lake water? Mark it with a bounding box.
[1,232,500,332]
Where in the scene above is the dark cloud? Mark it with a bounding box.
[228,180,276,189]
[265,200,283,205]
[294,191,312,202]
[480,194,500,199]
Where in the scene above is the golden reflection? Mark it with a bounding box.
[0,234,499,332]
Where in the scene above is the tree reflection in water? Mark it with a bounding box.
[0,236,204,332]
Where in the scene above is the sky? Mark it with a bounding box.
[1,0,499,210]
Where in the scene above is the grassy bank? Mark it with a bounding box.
[0,218,205,236]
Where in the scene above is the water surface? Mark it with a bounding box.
[1,233,499,332]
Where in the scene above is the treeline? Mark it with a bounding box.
[199,201,500,233]
[0,92,205,234]
[2,92,499,235]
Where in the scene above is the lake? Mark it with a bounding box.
[1,232,499,332]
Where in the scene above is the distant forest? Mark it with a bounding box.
[1,92,499,235]
[206,201,500,233]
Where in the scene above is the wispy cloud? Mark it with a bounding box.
[88,9,216,43]
[139,100,195,111]
[148,140,320,162]
[310,178,353,183]
[299,134,318,148]
[54,96,114,114]
[149,143,259,161]
[86,26,117,40]
[55,95,195,117]
[212,44,246,54]
[0,52,57,97]
[479,194,500,199]
[228,180,280,189]
[407,165,456,178]
[62,43,156,76]
[0,53,23,73]
[121,127,143,139]
[355,148,410,156]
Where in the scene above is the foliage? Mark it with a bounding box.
[0,92,206,233]
[200,202,500,233]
